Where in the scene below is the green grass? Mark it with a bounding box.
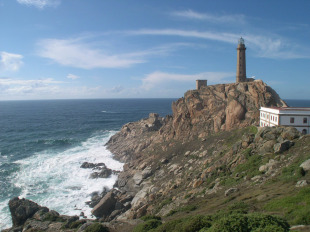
[234,154,263,178]
[166,205,198,216]
[134,212,289,232]
[264,186,310,225]
[133,219,162,232]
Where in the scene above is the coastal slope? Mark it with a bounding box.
[107,80,287,162]
[6,80,310,232]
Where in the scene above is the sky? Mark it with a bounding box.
[0,0,309,100]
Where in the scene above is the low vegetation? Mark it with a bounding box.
[133,207,290,232]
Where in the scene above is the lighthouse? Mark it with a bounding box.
[236,37,246,83]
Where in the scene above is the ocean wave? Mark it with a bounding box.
[1,130,123,230]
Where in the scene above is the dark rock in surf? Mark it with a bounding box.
[8,197,45,227]
[80,162,106,169]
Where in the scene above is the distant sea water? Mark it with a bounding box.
[0,99,176,230]
[285,99,310,107]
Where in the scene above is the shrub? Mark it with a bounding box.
[247,213,290,232]
[133,219,162,232]
[177,215,212,232]
[207,214,248,232]
[85,223,109,232]
[153,215,211,232]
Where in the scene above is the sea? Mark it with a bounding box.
[0,99,309,230]
[0,98,176,230]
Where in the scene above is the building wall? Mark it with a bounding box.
[196,80,207,90]
[260,111,279,127]
[259,107,310,134]
[279,115,310,134]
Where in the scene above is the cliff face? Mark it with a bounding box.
[165,80,286,139]
[107,80,287,162]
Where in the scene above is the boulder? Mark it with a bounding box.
[91,191,117,218]
[225,188,238,196]
[281,127,300,140]
[259,159,279,173]
[300,159,310,172]
[141,166,152,179]
[296,180,308,188]
[273,140,294,153]
[8,197,44,227]
[133,171,143,185]
[258,140,276,154]
[131,186,150,209]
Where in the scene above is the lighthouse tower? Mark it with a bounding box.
[236,37,246,83]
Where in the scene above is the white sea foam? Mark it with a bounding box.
[0,130,123,230]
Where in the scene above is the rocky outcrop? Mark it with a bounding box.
[166,80,286,140]
[8,197,45,227]
[106,80,287,162]
[91,191,117,218]
[4,197,138,232]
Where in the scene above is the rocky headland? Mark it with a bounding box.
[4,80,310,232]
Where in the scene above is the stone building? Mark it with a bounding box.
[236,37,246,83]
[196,80,207,90]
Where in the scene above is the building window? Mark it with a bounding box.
[303,118,307,124]
[302,129,307,135]
[290,117,295,123]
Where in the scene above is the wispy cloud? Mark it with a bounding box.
[129,29,310,59]
[37,38,145,69]
[141,71,234,90]
[129,29,238,44]
[0,52,23,71]
[67,73,80,80]
[172,9,246,24]
[17,0,60,9]
[37,36,194,69]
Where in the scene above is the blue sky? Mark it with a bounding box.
[0,0,309,100]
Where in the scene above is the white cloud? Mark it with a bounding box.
[37,38,145,69]
[67,74,80,80]
[0,52,23,71]
[17,0,60,9]
[141,71,234,90]
[129,29,310,59]
[172,9,246,24]
[129,29,238,44]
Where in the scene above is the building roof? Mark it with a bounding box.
[261,107,310,111]
[260,106,310,114]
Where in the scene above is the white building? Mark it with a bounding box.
[259,107,310,135]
